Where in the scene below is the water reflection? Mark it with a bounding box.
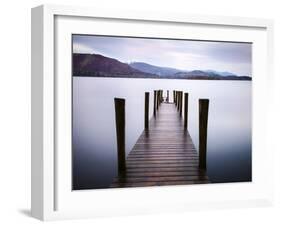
[72,77,251,189]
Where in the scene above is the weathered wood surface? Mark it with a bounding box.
[111,102,209,188]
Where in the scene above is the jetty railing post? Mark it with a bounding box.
[156,90,159,110]
[177,91,181,112]
[178,91,181,111]
[184,93,189,128]
[179,91,183,117]
[176,91,179,108]
[177,91,179,108]
[177,91,180,111]
[199,99,209,170]
[181,92,183,113]
[153,90,157,117]
[159,90,161,105]
[157,90,159,107]
[145,92,149,130]
[114,98,126,173]
[175,91,177,107]
[180,91,183,113]
[176,91,178,106]
[158,90,161,105]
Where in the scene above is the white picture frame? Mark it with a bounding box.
[31,4,274,221]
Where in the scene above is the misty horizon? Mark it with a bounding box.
[73,52,249,77]
[73,35,252,77]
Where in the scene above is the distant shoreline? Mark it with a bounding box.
[73,74,252,81]
[73,53,252,81]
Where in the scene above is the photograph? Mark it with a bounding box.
[72,34,252,190]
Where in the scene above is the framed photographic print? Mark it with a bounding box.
[31,4,274,221]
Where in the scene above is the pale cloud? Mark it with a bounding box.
[73,43,94,54]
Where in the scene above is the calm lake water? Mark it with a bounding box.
[72,77,252,190]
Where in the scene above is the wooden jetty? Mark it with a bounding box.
[111,90,210,188]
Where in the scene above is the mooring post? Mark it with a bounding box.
[184,93,189,128]
[177,91,180,111]
[177,91,181,112]
[179,92,183,116]
[156,90,159,110]
[167,90,169,102]
[173,90,175,103]
[145,92,149,130]
[175,91,178,107]
[177,91,179,108]
[153,90,157,117]
[175,91,177,108]
[199,99,209,170]
[159,90,161,104]
[114,98,126,173]
[175,91,177,106]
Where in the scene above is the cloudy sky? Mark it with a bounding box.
[73,35,252,76]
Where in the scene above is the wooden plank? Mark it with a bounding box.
[127,160,199,164]
[128,155,199,158]
[126,166,203,173]
[133,144,196,146]
[126,163,199,168]
[113,175,209,183]
[110,180,209,188]
[130,148,197,151]
[127,156,199,160]
[133,147,196,150]
[129,151,197,154]
[111,102,210,188]
[124,171,205,177]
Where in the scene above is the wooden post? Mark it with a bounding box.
[178,91,181,111]
[199,99,209,170]
[175,91,178,107]
[158,90,160,105]
[145,92,149,130]
[173,90,175,103]
[114,98,126,173]
[177,91,181,111]
[156,90,158,110]
[179,92,183,116]
[153,90,157,117]
[177,91,179,108]
[166,90,169,102]
[184,93,189,128]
